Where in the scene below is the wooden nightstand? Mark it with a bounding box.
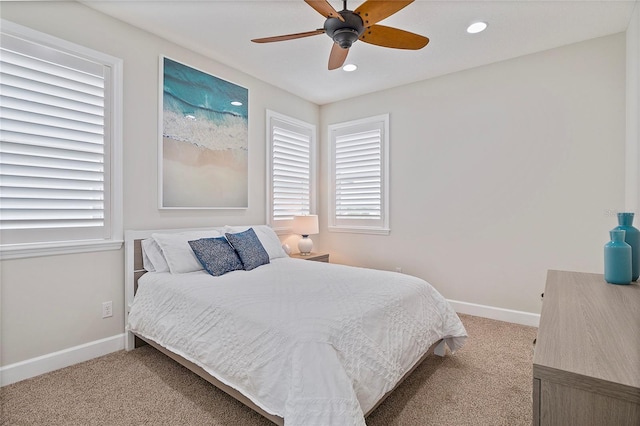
[289,252,329,263]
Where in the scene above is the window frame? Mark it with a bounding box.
[0,19,123,260]
[328,114,390,235]
[265,110,317,233]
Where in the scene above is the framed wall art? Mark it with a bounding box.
[159,56,248,209]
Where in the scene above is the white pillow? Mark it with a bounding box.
[224,225,287,260]
[141,238,169,273]
[152,229,222,274]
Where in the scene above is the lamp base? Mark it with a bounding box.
[298,236,313,255]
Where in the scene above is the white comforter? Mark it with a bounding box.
[127,258,467,426]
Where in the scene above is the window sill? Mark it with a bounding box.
[328,226,390,236]
[0,239,124,260]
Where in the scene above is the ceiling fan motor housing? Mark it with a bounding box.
[324,10,365,49]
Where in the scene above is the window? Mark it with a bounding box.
[266,110,316,232]
[0,20,123,259]
[328,114,389,235]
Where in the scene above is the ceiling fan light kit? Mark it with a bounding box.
[324,10,365,49]
[252,0,429,70]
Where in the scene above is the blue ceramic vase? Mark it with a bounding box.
[613,212,640,281]
[604,229,632,285]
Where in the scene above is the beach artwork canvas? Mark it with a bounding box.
[160,57,248,208]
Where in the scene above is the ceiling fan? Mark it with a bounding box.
[251,0,429,70]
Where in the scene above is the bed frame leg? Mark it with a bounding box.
[434,340,447,357]
[125,331,135,351]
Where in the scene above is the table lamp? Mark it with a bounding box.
[292,215,319,255]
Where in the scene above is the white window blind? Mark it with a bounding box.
[266,110,316,231]
[335,128,382,220]
[273,126,310,219]
[0,20,123,257]
[329,114,389,234]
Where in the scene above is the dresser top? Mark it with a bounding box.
[533,270,640,391]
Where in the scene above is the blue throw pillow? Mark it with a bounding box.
[225,228,270,271]
[188,237,244,277]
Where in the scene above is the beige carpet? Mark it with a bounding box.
[1,314,537,425]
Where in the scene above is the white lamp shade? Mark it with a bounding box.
[292,215,319,236]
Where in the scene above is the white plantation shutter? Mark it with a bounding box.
[273,126,310,219]
[335,129,382,219]
[267,111,316,231]
[329,115,389,234]
[0,21,122,256]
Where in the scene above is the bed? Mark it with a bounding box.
[124,226,467,426]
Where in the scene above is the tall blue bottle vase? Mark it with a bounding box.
[613,212,640,281]
[604,229,632,285]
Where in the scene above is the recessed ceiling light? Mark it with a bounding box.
[230,101,243,106]
[466,22,488,34]
[342,64,358,72]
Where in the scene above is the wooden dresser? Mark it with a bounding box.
[533,270,640,425]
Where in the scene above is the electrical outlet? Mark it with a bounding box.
[395,267,402,273]
[102,301,113,318]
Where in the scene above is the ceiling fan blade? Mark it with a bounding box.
[359,24,429,49]
[304,0,345,22]
[252,29,325,43]
[354,0,414,27]
[328,43,349,70]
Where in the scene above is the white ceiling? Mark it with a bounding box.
[83,0,638,105]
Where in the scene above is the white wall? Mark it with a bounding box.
[317,33,627,315]
[628,2,640,211]
[0,2,319,367]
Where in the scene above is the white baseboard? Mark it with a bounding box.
[0,333,125,387]
[448,299,540,327]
